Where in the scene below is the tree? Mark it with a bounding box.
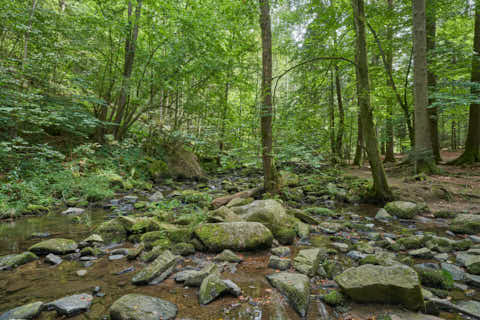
[351,0,393,201]
[412,0,436,173]
[259,0,279,193]
[384,0,396,163]
[453,1,480,164]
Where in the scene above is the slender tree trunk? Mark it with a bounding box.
[451,121,457,151]
[352,0,393,201]
[453,1,480,163]
[384,0,396,163]
[335,65,345,161]
[23,0,39,72]
[259,0,279,193]
[218,80,229,165]
[413,0,436,173]
[426,0,441,162]
[58,0,66,12]
[329,69,336,160]
[353,111,364,166]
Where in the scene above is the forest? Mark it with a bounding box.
[0,0,479,319]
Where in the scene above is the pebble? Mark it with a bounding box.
[76,270,87,277]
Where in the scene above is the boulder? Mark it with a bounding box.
[207,206,242,223]
[214,249,243,263]
[293,248,327,276]
[29,239,78,255]
[458,300,480,315]
[171,243,195,256]
[451,214,480,234]
[0,252,38,270]
[164,144,206,180]
[45,253,63,265]
[184,263,218,287]
[0,301,43,320]
[94,219,127,242]
[335,264,424,310]
[271,246,291,257]
[198,273,240,305]
[268,256,291,271]
[110,294,177,320]
[44,293,93,317]
[455,252,480,275]
[132,250,180,285]
[194,222,273,252]
[61,207,85,216]
[266,272,310,317]
[375,208,393,221]
[384,201,423,219]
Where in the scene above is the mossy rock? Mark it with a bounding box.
[304,207,337,217]
[25,204,49,214]
[397,235,426,250]
[323,290,345,306]
[164,144,206,180]
[171,242,195,256]
[433,211,457,219]
[451,214,480,234]
[279,170,300,187]
[130,218,162,234]
[414,267,453,290]
[0,252,38,270]
[29,239,78,255]
[207,206,242,223]
[95,219,127,242]
[384,201,424,219]
[266,272,310,317]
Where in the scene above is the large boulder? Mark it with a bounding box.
[232,200,296,245]
[132,250,180,285]
[94,219,127,242]
[29,239,77,255]
[293,248,327,276]
[198,274,242,305]
[266,272,310,317]
[44,293,93,317]
[0,252,38,270]
[384,201,423,219]
[0,302,43,320]
[335,264,424,311]
[110,294,177,320]
[194,222,273,252]
[451,214,480,234]
[455,252,480,275]
[164,144,206,180]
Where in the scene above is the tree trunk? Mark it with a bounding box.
[259,0,279,193]
[335,65,345,161]
[351,0,393,202]
[353,111,364,166]
[412,0,436,173]
[453,1,480,164]
[384,0,396,163]
[23,0,39,71]
[426,0,441,162]
[329,69,336,161]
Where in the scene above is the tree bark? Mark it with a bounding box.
[353,110,364,166]
[453,1,480,164]
[426,0,441,162]
[352,0,393,202]
[413,0,436,173]
[335,65,345,161]
[259,0,279,193]
[384,0,396,163]
[329,69,336,161]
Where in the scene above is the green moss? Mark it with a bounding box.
[323,290,345,306]
[304,207,336,217]
[434,211,457,219]
[453,239,472,251]
[360,255,381,265]
[415,268,453,290]
[397,236,426,250]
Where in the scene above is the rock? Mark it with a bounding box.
[397,235,426,250]
[214,249,243,263]
[207,206,242,223]
[455,252,480,275]
[434,253,449,261]
[266,272,310,317]
[30,232,51,239]
[194,222,273,252]
[441,263,465,281]
[465,273,480,287]
[94,219,127,242]
[319,222,342,234]
[335,264,424,310]
[347,250,367,261]
[384,201,423,219]
[61,207,85,216]
[109,254,125,261]
[0,252,38,270]
[469,235,480,243]
[175,270,199,282]
[268,255,291,270]
[76,269,87,277]
[279,170,300,186]
[164,144,206,180]
[304,207,337,217]
[226,197,254,208]
[29,239,78,255]
[184,263,218,287]
[172,243,195,256]
[45,253,63,265]
[332,242,349,253]
[291,209,319,225]
[451,214,480,234]
[45,293,93,317]
[148,191,164,202]
[82,234,103,245]
[296,221,310,238]
[0,301,43,320]
[232,200,296,245]
[110,294,177,320]
[271,246,291,257]
[198,274,229,305]
[408,248,433,259]
[141,223,192,244]
[414,267,453,289]
[132,250,180,285]
[293,248,326,276]
[457,300,480,316]
[375,208,393,221]
[322,290,345,306]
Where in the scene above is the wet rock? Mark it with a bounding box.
[172,242,195,256]
[441,263,465,281]
[61,207,85,216]
[29,238,77,255]
[268,255,291,271]
[469,235,480,243]
[0,252,38,270]
[318,222,342,234]
[76,269,87,277]
[45,293,93,317]
[115,266,135,275]
[83,234,103,245]
[80,247,105,257]
[140,245,168,263]
[110,294,177,320]
[0,301,43,320]
[451,214,480,234]
[132,250,180,285]
[434,253,449,262]
[409,248,433,259]
[291,209,319,225]
[397,235,426,250]
[94,219,127,243]
[223,279,242,296]
[457,300,480,316]
[148,191,164,202]
[271,246,291,257]
[294,248,327,276]
[109,254,125,261]
[384,201,423,219]
[175,270,200,282]
[198,274,231,305]
[45,253,63,265]
[335,264,424,311]
[207,206,242,223]
[266,272,310,317]
[214,249,243,263]
[375,208,392,221]
[332,242,349,253]
[184,263,218,287]
[30,232,51,239]
[455,252,480,275]
[465,273,480,287]
[194,222,273,252]
[347,250,367,261]
[296,221,310,238]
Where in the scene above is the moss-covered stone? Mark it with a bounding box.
[323,290,345,306]
[451,214,480,234]
[433,211,457,219]
[132,250,179,285]
[0,252,38,270]
[294,248,327,276]
[304,207,337,217]
[29,239,78,255]
[266,272,310,317]
[414,267,453,289]
[171,242,195,256]
[207,206,242,223]
[80,247,105,257]
[198,273,228,305]
[95,219,127,242]
[0,301,43,320]
[194,222,273,252]
[384,201,423,219]
[397,235,426,250]
[130,217,161,234]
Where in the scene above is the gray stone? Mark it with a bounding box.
[0,252,38,270]
[465,273,480,287]
[29,238,78,255]
[434,253,449,261]
[198,274,229,305]
[45,293,93,317]
[45,254,62,265]
[451,214,480,234]
[457,300,480,316]
[184,263,218,287]
[214,249,243,263]
[110,294,177,320]
[440,263,465,281]
[132,250,180,285]
[268,255,291,271]
[408,248,433,259]
[83,234,103,244]
[148,191,165,202]
[375,208,392,221]
[335,264,424,311]
[109,255,125,261]
[384,201,423,219]
[455,252,480,275]
[332,242,349,253]
[469,235,480,243]
[0,301,43,320]
[266,272,310,317]
[175,270,200,282]
[294,248,326,276]
[271,246,291,257]
[347,251,367,261]
[61,207,85,215]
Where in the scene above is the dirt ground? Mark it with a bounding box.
[345,151,480,214]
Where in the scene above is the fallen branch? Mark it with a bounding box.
[211,187,262,209]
